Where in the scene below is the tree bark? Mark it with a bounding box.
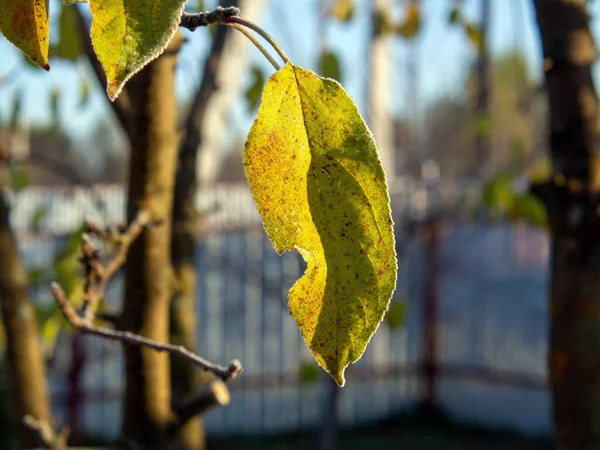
[0,184,51,448]
[532,2,600,449]
[170,1,259,448]
[170,13,234,449]
[473,0,491,177]
[120,32,183,447]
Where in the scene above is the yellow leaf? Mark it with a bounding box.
[88,0,186,100]
[244,64,397,386]
[0,0,50,70]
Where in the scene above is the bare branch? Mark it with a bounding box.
[22,415,69,449]
[52,283,242,381]
[50,211,243,384]
[179,6,240,31]
[171,380,231,434]
[79,210,153,323]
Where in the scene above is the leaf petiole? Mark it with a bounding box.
[224,16,291,66]
[229,24,281,71]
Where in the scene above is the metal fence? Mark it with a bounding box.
[5,183,553,440]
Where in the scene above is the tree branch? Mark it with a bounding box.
[22,415,69,450]
[179,6,240,31]
[73,4,133,136]
[169,380,230,436]
[49,212,243,383]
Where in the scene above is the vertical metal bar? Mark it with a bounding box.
[260,231,267,432]
[221,231,230,431]
[421,219,439,409]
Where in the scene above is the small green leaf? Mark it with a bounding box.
[509,194,547,227]
[245,65,265,111]
[0,0,50,70]
[482,173,514,212]
[318,50,342,82]
[330,0,354,23]
[79,77,91,108]
[10,167,30,192]
[465,23,483,50]
[396,4,421,40]
[299,361,320,384]
[52,4,83,61]
[30,206,48,233]
[448,8,461,25]
[88,0,187,100]
[472,113,493,137]
[50,88,61,129]
[9,92,22,130]
[245,64,397,386]
[385,301,407,330]
[28,266,45,285]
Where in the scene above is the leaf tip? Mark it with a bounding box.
[106,82,122,102]
[331,369,346,387]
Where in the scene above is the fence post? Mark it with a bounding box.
[421,217,439,409]
[67,334,85,440]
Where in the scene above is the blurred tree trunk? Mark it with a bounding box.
[369,0,394,182]
[473,0,491,178]
[170,1,261,448]
[0,175,51,448]
[170,5,236,449]
[532,2,600,449]
[120,32,183,448]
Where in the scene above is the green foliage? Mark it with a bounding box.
[298,361,320,384]
[480,172,547,227]
[448,8,461,25]
[318,50,342,82]
[472,113,494,137]
[79,77,91,108]
[88,0,187,100]
[29,207,48,234]
[385,301,407,330]
[51,4,83,61]
[245,65,265,111]
[329,0,355,23]
[245,64,397,385]
[50,88,61,129]
[0,0,50,69]
[9,92,22,130]
[396,4,421,40]
[10,167,30,193]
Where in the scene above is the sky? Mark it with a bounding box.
[1,0,600,146]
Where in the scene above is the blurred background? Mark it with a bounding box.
[0,0,588,448]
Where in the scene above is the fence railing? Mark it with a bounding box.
[3,183,553,440]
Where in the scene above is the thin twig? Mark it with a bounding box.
[22,415,69,449]
[79,210,153,323]
[179,6,290,67]
[179,7,241,30]
[22,415,55,448]
[51,283,242,382]
[170,380,230,435]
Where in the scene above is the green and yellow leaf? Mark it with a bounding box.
[244,64,397,386]
[88,0,186,100]
[0,0,50,70]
